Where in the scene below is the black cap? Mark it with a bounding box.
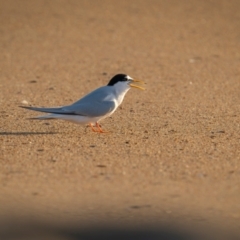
[107,74,128,86]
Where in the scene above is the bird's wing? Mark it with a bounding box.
[62,86,116,117]
[71,86,112,105]
[20,106,68,114]
[20,101,116,117]
[64,101,116,117]
[20,86,116,117]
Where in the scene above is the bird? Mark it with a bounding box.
[20,74,145,133]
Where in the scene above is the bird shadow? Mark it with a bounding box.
[0,131,58,136]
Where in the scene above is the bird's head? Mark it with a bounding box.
[107,74,145,91]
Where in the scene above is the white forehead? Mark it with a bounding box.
[126,75,133,80]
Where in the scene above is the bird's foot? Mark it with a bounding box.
[89,123,98,132]
[88,123,109,133]
[96,122,110,133]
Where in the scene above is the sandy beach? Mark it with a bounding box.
[0,0,240,239]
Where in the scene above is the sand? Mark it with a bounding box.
[0,0,240,239]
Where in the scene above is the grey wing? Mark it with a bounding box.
[20,101,116,117]
[20,106,69,114]
[63,100,116,117]
[63,86,116,117]
[20,86,116,117]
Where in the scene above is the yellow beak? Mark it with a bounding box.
[129,79,145,90]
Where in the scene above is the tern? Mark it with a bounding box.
[20,74,145,133]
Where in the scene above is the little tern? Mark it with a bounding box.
[20,74,145,133]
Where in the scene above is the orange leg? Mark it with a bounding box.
[89,123,98,132]
[96,122,109,133]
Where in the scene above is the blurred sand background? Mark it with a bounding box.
[0,0,240,239]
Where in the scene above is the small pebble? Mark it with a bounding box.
[21,100,28,105]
